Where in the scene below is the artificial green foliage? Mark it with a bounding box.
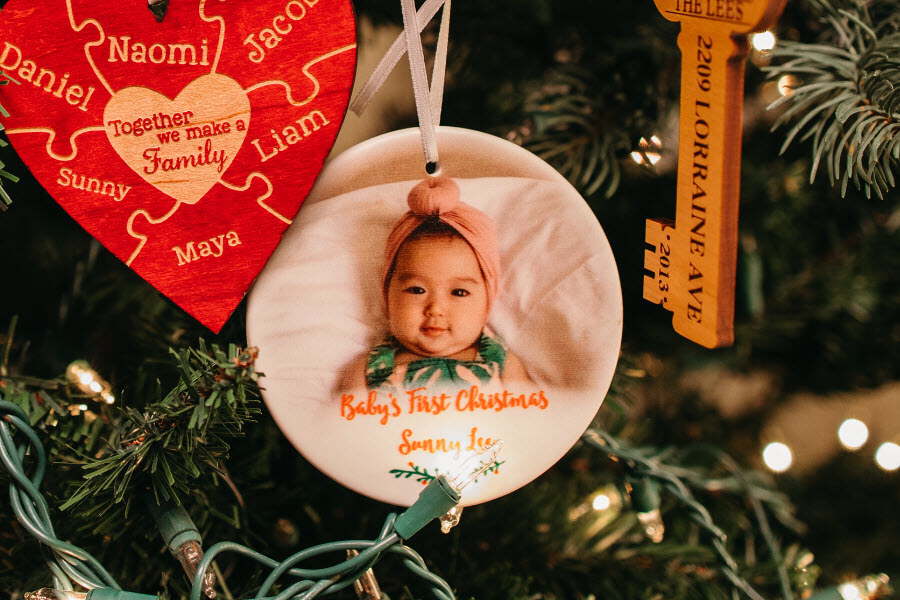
[766,0,900,198]
[0,70,20,208]
[0,335,260,547]
[514,66,633,198]
[1,318,113,460]
[60,343,261,535]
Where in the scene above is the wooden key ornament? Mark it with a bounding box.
[645,0,787,348]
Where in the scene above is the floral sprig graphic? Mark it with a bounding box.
[389,462,438,485]
[389,461,505,486]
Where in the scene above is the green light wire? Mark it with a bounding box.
[1,398,456,600]
[0,401,121,591]
[583,429,793,600]
[189,530,455,600]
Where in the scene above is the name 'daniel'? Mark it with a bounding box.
[173,230,242,266]
[0,42,95,111]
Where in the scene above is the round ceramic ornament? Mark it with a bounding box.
[0,0,356,332]
[247,126,623,507]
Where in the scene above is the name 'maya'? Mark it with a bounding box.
[173,230,242,266]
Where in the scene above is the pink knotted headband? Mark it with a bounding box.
[381,176,501,310]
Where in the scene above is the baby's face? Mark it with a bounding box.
[387,236,489,358]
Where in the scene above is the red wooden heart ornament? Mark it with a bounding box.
[0,0,357,331]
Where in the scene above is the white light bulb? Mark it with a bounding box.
[777,74,798,96]
[78,372,93,385]
[751,31,776,51]
[439,505,463,534]
[838,583,863,600]
[446,439,503,494]
[24,589,87,600]
[838,418,869,450]
[592,493,612,511]
[833,574,892,600]
[762,442,793,473]
[89,381,102,393]
[874,442,900,471]
[632,136,662,166]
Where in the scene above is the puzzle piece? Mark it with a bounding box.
[233,74,353,219]
[1,1,111,155]
[203,0,356,94]
[0,0,357,331]
[128,175,286,330]
[69,0,223,98]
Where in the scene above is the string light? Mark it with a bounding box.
[837,418,869,450]
[346,550,384,600]
[25,589,86,600]
[65,360,115,404]
[636,510,665,543]
[149,501,217,599]
[439,505,463,533]
[446,439,503,494]
[778,74,799,96]
[567,484,624,537]
[628,477,664,543]
[751,31,777,51]
[593,492,612,511]
[25,590,157,600]
[630,135,662,166]
[762,442,793,473]
[807,573,892,600]
[874,442,900,472]
[394,440,504,539]
[438,441,503,532]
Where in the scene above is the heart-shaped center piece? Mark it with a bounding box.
[103,73,250,204]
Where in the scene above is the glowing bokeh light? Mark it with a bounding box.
[762,442,793,473]
[838,418,869,450]
[751,31,776,51]
[630,136,662,166]
[778,74,799,96]
[592,493,612,511]
[838,583,863,600]
[874,442,900,471]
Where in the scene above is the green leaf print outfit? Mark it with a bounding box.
[366,331,507,391]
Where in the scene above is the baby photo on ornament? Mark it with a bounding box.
[246,130,624,508]
[247,167,623,408]
[336,176,532,395]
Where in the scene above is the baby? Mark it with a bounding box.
[337,176,529,393]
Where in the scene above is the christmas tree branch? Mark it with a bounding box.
[582,429,807,600]
[0,69,21,209]
[766,0,900,199]
[59,342,261,537]
[510,65,642,200]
